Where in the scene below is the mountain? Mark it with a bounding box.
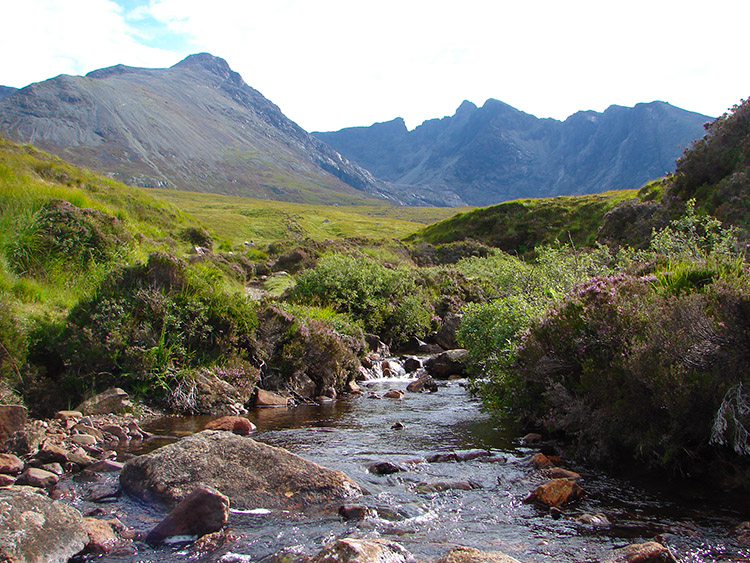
[0,54,385,205]
[314,99,712,206]
[0,86,16,100]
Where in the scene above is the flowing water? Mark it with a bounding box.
[69,375,750,562]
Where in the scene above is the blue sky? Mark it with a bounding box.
[2,0,748,132]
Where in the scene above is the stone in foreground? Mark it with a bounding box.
[311,538,414,563]
[605,541,676,563]
[146,485,229,544]
[436,546,522,563]
[0,486,87,563]
[120,430,360,509]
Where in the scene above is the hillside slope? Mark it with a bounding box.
[0,53,386,205]
[315,100,711,206]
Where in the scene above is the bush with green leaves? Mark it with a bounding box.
[32,252,258,410]
[289,252,434,344]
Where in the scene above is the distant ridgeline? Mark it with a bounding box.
[315,100,711,206]
[0,51,711,208]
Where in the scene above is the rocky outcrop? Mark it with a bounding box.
[424,349,469,378]
[310,538,414,563]
[119,430,361,509]
[0,486,88,563]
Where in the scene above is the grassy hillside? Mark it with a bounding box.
[406,190,638,253]
[150,188,465,248]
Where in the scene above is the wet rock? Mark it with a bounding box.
[525,478,585,508]
[604,541,676,563]
[383,389,404,399]
[368,461,405,475]
[406,373,438,393]
[542,467,581,481]
[364,334,389,357]
[101,424,129,441]
[0,486,87,562]
[434,312,463,350]
[310,538,413,563]
[426,452,459,463]
[0,404,27,443]
[338,504,374,520]
[0,453,24,475]
[83,480,121,502]
[424,349,469,379]
[530,452,556,469]
[16,467,59,489]
[346,380,361,393]
[436,545,522,563]
[120,430,361,509]
[391,421,406,430]
[83,517,119,554]
[204,416,256,435]
[76,388,132,415]
[381,360,406,378]
[85,459,124,473]
[255,389,288,407]
[576,513,612,527]
[146,484,229,544]
[73,423,104,440]
[521,432,543,445]
[416,480,481,492]
[455,449,492,462]
[402,356,422,373]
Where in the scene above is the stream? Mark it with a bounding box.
[70,375,750,562]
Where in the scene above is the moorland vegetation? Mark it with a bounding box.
[1,99,749,489]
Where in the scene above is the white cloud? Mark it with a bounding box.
[2,0,748,131]
[1,0,177,87]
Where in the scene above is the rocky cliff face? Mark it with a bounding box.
[0,54,384,204]
[0,86,16,100]
[315,100,711,206]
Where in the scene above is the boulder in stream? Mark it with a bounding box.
[424,349,469,378]
[406,372,438,393]
[146,484,229,544]
[604,541,676,563]
[436,546,522,563]
[0,486,88,563]
[310,538,414,563]
[525,478,585,508]
[119,430,361,510]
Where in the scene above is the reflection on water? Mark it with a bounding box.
[93,377,749,562]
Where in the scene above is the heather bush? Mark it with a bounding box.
[31,252,259,410]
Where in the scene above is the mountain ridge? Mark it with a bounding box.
[0,53,386,205]
[315,99,711,206]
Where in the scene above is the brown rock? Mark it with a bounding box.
[0,404,27,444]
[145,484,229,544]
[76,387,132,415]
[542,467,581,481]
[605,541,676,563]
[16,467,59,488]
[311,538,413,563]
[406,373,438,393]
[255,389,288,407]
[434,312,463,350]
[120,430,361,510]
[424,349,469,379]
[346,380,361,393]
[436,545,522,563]
[530,452,556,469]
[84,517,119,554]
[85,460,124,473]
[71,433,98,447]
[0,453,24,475]
[383,390,403,399]
[36,440,69,464]
[367,461,404,475]
[521,432,543,445]
[0,474,16,486]
[525,478,585,508]
[101,424,129,440]
[73,423,104,440]
[204,416,256,435]
[55,410,83,422]
[0,487,87,562]
[338,504,373,520]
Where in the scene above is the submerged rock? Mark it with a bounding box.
[605,541,676,563]
[436,546,521,563]
[120,430,361,509]
[310,538,414,563]
[0,486,88,563]
[368,461,405,475]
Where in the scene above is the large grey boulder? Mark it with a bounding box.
[120,430,361,509]
[0,486,87,563]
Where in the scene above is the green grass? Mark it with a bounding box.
[149,188,466,248]
[406,190,638,254]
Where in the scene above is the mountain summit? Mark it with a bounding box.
[315,99,712,206]
[0,54,384,204]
